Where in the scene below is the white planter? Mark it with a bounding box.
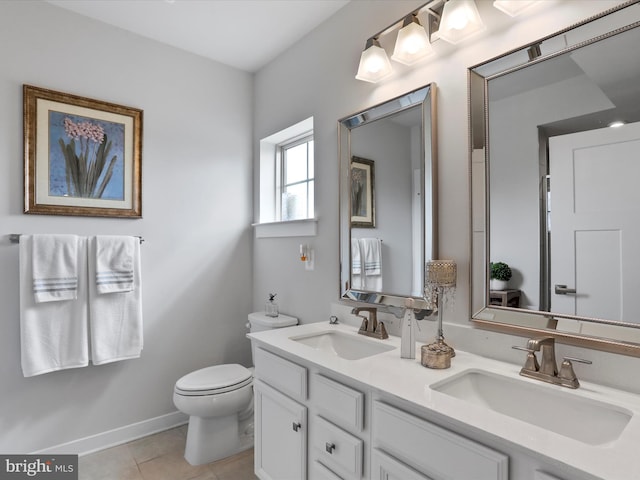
[490,279,509,290]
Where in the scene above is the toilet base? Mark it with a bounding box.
[184,414,254,465]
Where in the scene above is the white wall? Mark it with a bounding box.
[0,1,253,453]
[253,0,640,390]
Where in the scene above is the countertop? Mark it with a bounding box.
[248,321,640,480]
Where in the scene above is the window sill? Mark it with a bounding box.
[252,218,318,238]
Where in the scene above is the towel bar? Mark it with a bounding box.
[8,234,144,244]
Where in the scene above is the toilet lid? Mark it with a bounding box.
[175,364,252,396]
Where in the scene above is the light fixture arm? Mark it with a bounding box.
[366,0,445,45]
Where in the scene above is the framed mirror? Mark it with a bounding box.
[339,84,437,309]
[469,0,640,356]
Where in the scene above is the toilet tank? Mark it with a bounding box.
[248,312,298,364]
[248,312,298,333]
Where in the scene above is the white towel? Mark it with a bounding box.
[32,234,79,303]
[89,236,143,365]
[362,238,382,276]
[20,235,89,377]
[351,238,362,275]
[351,238,363,289]
[362,238,383,292]
[95,236,135,293]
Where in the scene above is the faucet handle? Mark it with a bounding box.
[563,356,592,365]
[512,345,539,372]
[358,317,368,332]
[512,345,534,352]
[375,321,389,339]
[559,356,592,389]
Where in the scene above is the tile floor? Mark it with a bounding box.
[78,425,258,480]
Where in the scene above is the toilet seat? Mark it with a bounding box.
[175,364,252,396]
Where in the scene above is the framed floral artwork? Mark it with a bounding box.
[350,156,375,228]
[23,85,143,218]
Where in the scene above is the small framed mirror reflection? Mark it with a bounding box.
[339,84,437,308]
[469,1,640,355]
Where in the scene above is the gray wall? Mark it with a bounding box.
[252,0,625,322]
[490,74,615,310]
[351,118,413,295]
[0,1,253,453]
[253,0,637,389]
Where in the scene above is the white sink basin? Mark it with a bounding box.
[431,369,632,445]
[290,330,395,360]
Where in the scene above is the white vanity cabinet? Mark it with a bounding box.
[249,323,635,480]
[253,347,308,480]
[251,336,597,480]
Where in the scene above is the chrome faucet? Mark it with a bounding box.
[513,336,592,389]
[351,307,388,339]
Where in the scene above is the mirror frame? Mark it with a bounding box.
[469,0,640,357]
[339,84,438,310]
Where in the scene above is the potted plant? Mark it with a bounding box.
[490,262,512,290]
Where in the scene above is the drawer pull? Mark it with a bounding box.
[292,422,302,432]
[325,442,336,454]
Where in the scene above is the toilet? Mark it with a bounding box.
[173,312,298,465]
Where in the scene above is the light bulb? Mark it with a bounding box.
[447,8,469,30]
[391,17,433,66]
[355,39,393,83]
[438,0,485,45]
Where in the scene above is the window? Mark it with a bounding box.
[279,134,314,221]
[257,117,316,233]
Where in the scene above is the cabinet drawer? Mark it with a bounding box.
[312,374,364,431]
[535,473,564,480]
[312,460,344,480]
[371,449,433,480]
[254,347,307,401]
[373,402,508,480]
[312,416,363,479]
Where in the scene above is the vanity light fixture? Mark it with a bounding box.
[609,121,625,128]
[355,38,394,83]
[437,0,485,45]
[391,14,434,65]
[356,0,536,83]
[493,0,537,17]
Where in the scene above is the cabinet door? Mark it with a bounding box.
[373,401,508,480]
[372,449,433,480]
[254,380,307,480]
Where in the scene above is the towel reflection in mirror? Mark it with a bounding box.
[351,238,383,292]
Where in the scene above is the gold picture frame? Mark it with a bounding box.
[350,156,375,228]
[23,85,143,218]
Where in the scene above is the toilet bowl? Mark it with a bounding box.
[173,312,298,465]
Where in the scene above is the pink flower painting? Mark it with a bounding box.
[57,116,119,198]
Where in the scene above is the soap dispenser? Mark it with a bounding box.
[400,299,416,359]
[265,293,279,317]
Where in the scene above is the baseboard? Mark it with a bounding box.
[32,411,189,457]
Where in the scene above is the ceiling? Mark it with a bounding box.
[46,0,350,73]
